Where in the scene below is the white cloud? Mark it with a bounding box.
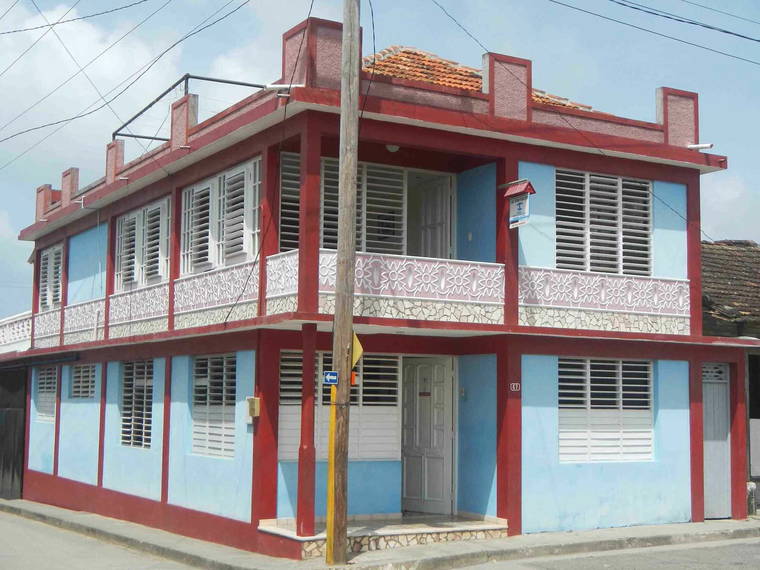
[701,173,759,243]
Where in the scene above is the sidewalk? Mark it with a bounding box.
[2,498,759,570]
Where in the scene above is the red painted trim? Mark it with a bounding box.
[52,364,62,476]
[103,216,116,340]
[30,249,40,345]
[59,237,69,346]
[297,119,321,313]
[498,156,519,326]
[252,331,279,523]
[23,367,32,477]
[731,361,748,519]
[22,471,301,559]
[505,343,521,535]
[532,102,663,132]
[297,323,316,536]
[97,363,107,487]
[686,172,702,336]
[167,188,181,332]
[689,358,704,522]
[496,344,508,520]
[259,146,281,316]
[160,357,172,503]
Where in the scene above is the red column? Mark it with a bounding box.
[167,188,182,331]
[58,237,69,346]
[689,358,705,522]
[23,368,32,483]
[297,121,321,314]
[497,340,522,534]
[297,323,317,536]
[97,363,108,487]
[160,357,173,503]
[103,216,116,340]
[497,157,520,327]
[52,364,63,476]
[259,146,281,316]
[731,359,748,519]
[30,250,40,348]
[252,331,280,525]
[686,172,702,337]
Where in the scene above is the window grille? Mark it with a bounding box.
[36,366,58,421]
[115,198,170,291]
[192,354,236,458]
[555,169,651,276]
[558,357,653,463]
[121,360,153,448]
[38,244,63,311]
[71,364,96,399]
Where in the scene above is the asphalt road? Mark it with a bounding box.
[462,537,760,569]
[0,511,190,570]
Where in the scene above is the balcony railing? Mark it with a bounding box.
[0,311,32,353]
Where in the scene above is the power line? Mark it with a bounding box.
[0,0,82,80]
[429,0,719,243]
[0,0,150,36]
[0,0,243,172]
[607,0,760,43]
[0,0,175,135]
[544,0,760,67]
[0,1,249,145]
[0,1,20,24]
[680,0,760,27]
[358,0,376,134]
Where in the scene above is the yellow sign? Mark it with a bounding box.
[351,332,363,369]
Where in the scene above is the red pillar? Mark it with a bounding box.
[58,237,69,346]
[167,188,182,331]
[259,146,281,316]
[103,216,116,340]
[497,157,519,327]
[689,357,705,522]
[297,120,321,314]
[497,340,522,534]
[686,172,702,337]
[160,357,173,503]
[252,331,279,525]
[731,359,748,519]
[52,364,63,476]
[297,323,317,536]
[97,363,108,487]
[30,250,40,347]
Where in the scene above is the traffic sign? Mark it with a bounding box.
[323,371,339,385]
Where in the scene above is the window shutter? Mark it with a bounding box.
[279,152,301,252]
[279,350,304,404]
[38,249,50,310]
[360,354,400,406]
[142,202,166,282]
[182,185,212,273]
[192,354,236,457]
[558,357,653,463]
[364,164,405,255]
[116,215,138,290]
[71,364,96,398]
[249,157,262,258]
[555,170,587,271]
[121,360,153,448]
[36,366,58,420]
[50,246,63,306]
[221,168,247,262]
[621,178,651,276]
[320,158,340,250]
[588,173,620,274]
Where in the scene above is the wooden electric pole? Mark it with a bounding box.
[326,0,360,565]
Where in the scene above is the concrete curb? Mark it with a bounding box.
[2,499,760,570]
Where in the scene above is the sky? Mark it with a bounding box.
[0,0,758,319]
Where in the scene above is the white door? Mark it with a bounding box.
[418,176,452,259]
[703,362,732,519]
[402,357,454,514]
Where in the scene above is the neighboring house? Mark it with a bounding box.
[0,17,755,560]
[702,240,760,488]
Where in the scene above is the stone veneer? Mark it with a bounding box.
[108,317,168,339]
[174,301,258,330]
[519,305,690,335]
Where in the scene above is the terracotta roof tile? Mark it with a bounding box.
[702,240,760,322]
[362,46,592,111]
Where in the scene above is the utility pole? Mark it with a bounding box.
[326,0,360,565]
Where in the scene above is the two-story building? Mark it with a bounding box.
[0,17,756,560]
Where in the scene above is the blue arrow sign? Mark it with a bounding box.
[323,370,338,385]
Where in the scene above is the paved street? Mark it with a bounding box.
[0,512,190,570]
[463,537,760,569]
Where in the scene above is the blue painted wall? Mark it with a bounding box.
[457,355,497,517]
[102,359,164,500]
[652,181,687,280]
[456,163,497,262]
[522,355,691,533]
[517,162,556,267]
[58,364,101,485]
[67,223,107,305]
[167,352,254,522]
[277,460,401,518]
[28,367,55,474]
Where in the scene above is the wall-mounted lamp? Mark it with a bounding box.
[687,143,714,150]
[118,176,129,181]
[385,144,400,153]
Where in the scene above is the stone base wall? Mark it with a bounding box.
[174,301,258,330]
[519,305,690,335]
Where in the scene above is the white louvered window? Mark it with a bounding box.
[36,366,58,421]
[192,354,236,458]
[115,198,170,292]
[38,244,63,311]
[71,364,96,399]
[181,157,261,274]
[280,154,406,255]
[555,169,651,276]
[121,360,153,448]
[558,358,653,463]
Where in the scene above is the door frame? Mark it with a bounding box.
[405,168,457,260]
[702,361,732,519]
[401,355,458,516]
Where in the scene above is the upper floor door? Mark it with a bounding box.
[407,171,453,260]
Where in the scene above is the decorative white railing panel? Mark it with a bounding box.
[175,261,259,314]
[318,250,504,324]
[266,250,299,314]
[63,298,105,344]
[518,267,690,316]
[109,283,169,337]
[0,311,31,353]
[33,308,61,348]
